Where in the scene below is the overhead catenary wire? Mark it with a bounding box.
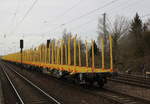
[7,0,94,41]
[42,0,120,35]
[37,0,85,35]
[6,0,21,35]
[33,0,121,47]
[106,0,141,14]
[3,0,150,55]
[40,0,120,37]
[69,0,141,31]
[46,0,84,23]
[10,0,39,35]
[62,0,120,26]
[68,0,144,33]
[18,0,38,26]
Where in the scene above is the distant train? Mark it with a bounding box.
[2,35,115,87]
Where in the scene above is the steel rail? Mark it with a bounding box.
[3,62,62,104]
[0,63,25,104]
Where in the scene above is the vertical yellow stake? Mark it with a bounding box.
[22,51,23,62]
[30,49,31,62]
[44,45,47,63]
[58,47,60,64]
[37,48,38,62]
[24,51,25,62]
[40,46,41,62]
[31,49,32,62]
[32,50,33,62]
[28,50,29,62]
[57,46,59,64]
[38,46,41,62]
[101,38,105,70]
[24,51,26,61]
[30,48,33,62]
[32,49,34,62]
[41,46,42,62]
[52,41,54,64]
[56,46,58,64]
[65,44,67,65]
[49,43,51,64]
[109,35,113,72]
[41,46,43,62]
[85,40,88,67]
[74,37,76,66]
[78,40,81,66]
[40,46,42,62]
[61,40,63,65]
[26,51,28,62]
[68,37,71,65]
[34,49,36,62]
[29,49,30,62]
[33,50,34,62]
[92,40,95,68]
[43,46,44,63]
[46,45,48,63]
[31,49,33,62]
[55,44,57,64]
[26,51,27,62]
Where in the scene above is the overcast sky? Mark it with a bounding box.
[0,0,150,55]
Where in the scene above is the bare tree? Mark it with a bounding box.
[97,16,129,69]
[111,16,129,68]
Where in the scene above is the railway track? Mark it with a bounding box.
[119,73,150,80]
[79,85,150,104]
[109,73,150,88]
[0,61,62,104]
[0,63,21,104]
[3,61,150,104]
[118,73,150,82]
[101,87,150,104]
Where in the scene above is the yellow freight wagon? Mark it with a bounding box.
[2,35,115,87]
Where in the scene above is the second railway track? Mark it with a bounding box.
[1,61,62,104]
[109,73,150,88]
[3,61,150,104]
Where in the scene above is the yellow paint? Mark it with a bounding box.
[78,40,81,66]
[58,47,60,64]
[65,44,67,65]
[49,43,51,64]
[57,46,59,64]
[3,59,112,74]
[74,37,76,66]
[55,44,57,64]
[68,36,71,65]
[61,40,63,65]
[92,40,95,68]
[109,35,113,72]
[2,35,113,74]
[85,40,88,67]
[101,38,105,70]
[52,41,54,64]
[44,45,47,63]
